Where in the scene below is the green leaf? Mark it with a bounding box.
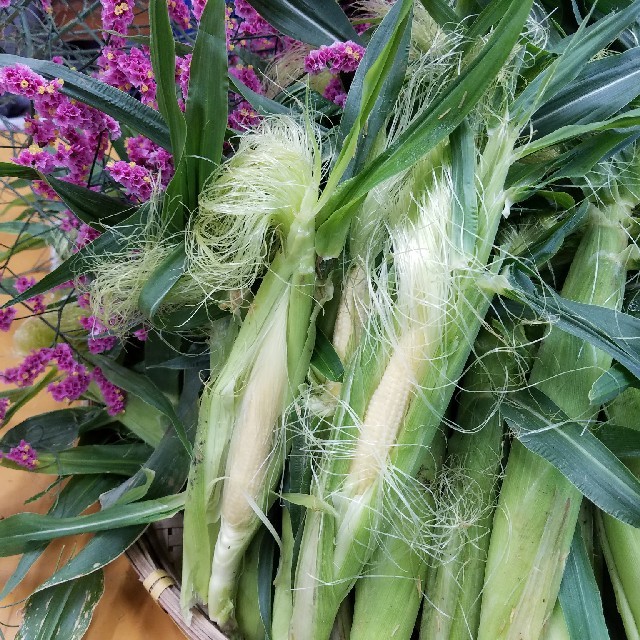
[29,369,201,594]
[0,56,171,150]
[590,363,639,405]
[533,48,640,137]
[257,531,275,640]
[310,329,344,382]
[503,389,640,527]
[149,0,186,161]
[184,0,228,196]
[518,108,640,159]
[44,176,133,228]
[146,352,210,370]
[16,571,104,640]
[597,423,640,460]
[138,243,186,319]
[27,444,152,476]
[113,468,156,505]
[1,206,147,309]
[0,407,109,454]
[506,270,640,382]
[245,0,360,47]
[229,73,290,116]
[88,355,191,454]
[513,1,640,122]
[466,0,522,40]
[339,0,412,180]
[0,493,184,557]
[450,119,478,255]
[316,0,535,257]
[507,201,588,267]
[326,0,413,199]
[418,0,459,30]
[559,526,610,640]
[0,475,120,601]
[0,161,38,179]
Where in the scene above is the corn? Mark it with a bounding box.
[478,200,631,640]
[420,326,530,640]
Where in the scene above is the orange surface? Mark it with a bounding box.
[0,146,187,638]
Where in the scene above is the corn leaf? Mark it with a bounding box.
[138,243,186,320]
[518,108,640,159]
[184,0,228,196]
[0,475,120,601]
[513,1,640,122]
[450,119,478,255]
[25,371,200,593]
[245,0,360,47]
[149,0,186,160]
[27,444,152,476]
[317,0,534,257]
[339,0,412,180]
[506,201,588,267]
[258,531,276,640]
[590,363,639,405]
[16,571,104,640]
[0,56,171,150]
[88,355,191,455]
[505,269,640,382]
[503,389,640,528]
[0,407,108,453]
[0,493,184,557]
[44,175,133,228]
[310,329,344,382]
[1,206,148,309]
[0,162,38,179]
[324,0,413,199]
[533,48,640,136]
[558,524,610,640]
[418,0,459,29]
[597,424,640,460]
[229,73,290,116]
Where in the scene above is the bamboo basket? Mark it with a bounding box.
[126,515,228,640]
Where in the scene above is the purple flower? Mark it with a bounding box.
[228,101,260,131]
[133,326,149,341]
[323,75,347,108]
[106,160,153,201]
[48,363,91,402]
[3,440,38,470]
[0,0,11,8]
[230,64,263,95]
[0,64,45,98]
[167,0,190,27]
[304,41,365,75]
[92,367,126,415]
[0,307,17,332]
[0,397,9,423]
[1,347,54,387]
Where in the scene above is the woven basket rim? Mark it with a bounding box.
[126,516,230,640]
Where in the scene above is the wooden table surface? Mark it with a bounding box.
[0,144,187,639]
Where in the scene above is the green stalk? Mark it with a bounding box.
[478,201,631,640]
[350,429,446,640]
[420,327,529,640]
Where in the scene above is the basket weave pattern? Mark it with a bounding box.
[126,515,228,640]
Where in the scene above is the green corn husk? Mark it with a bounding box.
[290,116,523,640]
[420,326,530,640]
[599,389,640,640]
[477,199,631,640]
[236,532,266,640]
[541,603,571,640]
[181,117,323,630]
[350,429,446,640]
